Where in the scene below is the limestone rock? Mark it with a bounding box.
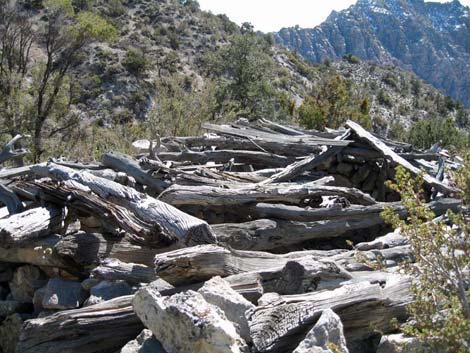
[198,276,255,342]
[376,334,425,353]
[119,329,167,353]
[9,265,47,303]
[132,287,248,353]
[42,277,88,310]
[293,309,349,353]
[84,280,133,306]
[355,231,406,251]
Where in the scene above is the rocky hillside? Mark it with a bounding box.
[274,0,470,107]
[3,0,468,161]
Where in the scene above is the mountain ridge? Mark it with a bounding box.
[274,0,470,107]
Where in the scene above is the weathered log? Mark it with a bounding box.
[157,149,293,168]
[248,279,412,352]
[160,180,376,208]
[164,135,321,157]
[14,180,177,248]
[213,217,386,251]
[244,198,460,222]
[91,258,156,284]
[0,135,29,164]
[31,162,216,247]
[260,146,344,185]
[0,165,34,179]
[202,123,352,147]
[0,206,65,247]
[16,295,143,353]
[154,245,349,286]
[102,152,169,193]
[347,120,457,195]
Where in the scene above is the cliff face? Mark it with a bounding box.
[274,0,470,106]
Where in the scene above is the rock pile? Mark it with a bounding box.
[0,119,461,353]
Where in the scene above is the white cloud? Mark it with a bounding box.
[198,0,470,32]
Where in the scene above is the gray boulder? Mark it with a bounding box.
[293,309,349,353]
[377,334,427,353]
[133,287,248,353]
[42,278,88,310]
[198,276,255,343]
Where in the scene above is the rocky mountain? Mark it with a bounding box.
[274,0,470,107]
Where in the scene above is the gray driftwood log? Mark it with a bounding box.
[16,296,143,353]
[31,163,216,247]
[248,279,412,352]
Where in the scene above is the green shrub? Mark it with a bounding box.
[122,47,149,76]
[382,160,470,352]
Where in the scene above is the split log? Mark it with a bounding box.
[248,279,412,353]
[157,150,293,168]
[160,180,376,208]
[102,152,169,193]
[31,162,216,247]
[0,207,65,247]
[16,295,143,353]
[347,120,457,195]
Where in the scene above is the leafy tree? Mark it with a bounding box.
[382,159,470,352]
[297,75,371,130]
[147,74,217,137]
[216,24,277,119]
[0,0,115,161]
[409,117,460,150]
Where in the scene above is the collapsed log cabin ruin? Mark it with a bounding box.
[0,119,462,353]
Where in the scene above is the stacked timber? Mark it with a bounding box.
[0,120,462,353]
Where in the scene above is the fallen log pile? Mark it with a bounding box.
[0,120,462,353]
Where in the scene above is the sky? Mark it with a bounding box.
[198,0,470,32]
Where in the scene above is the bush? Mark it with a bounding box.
[342,53,360,64]
[122,47,149,76]
[408,117,461,150]
[382,159,470,352]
